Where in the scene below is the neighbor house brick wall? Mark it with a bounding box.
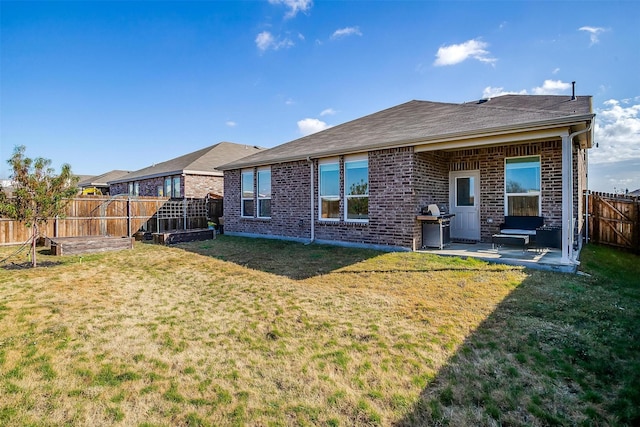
[137,177,166,196]
[110,182,129,196]
[110,175,219,199]
[184,174,223,198]
[110,176,177,197]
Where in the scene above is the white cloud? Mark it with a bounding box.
[285,98,295,105]
[552,67,560,75]
[579,26,606,46]
[320,108,336,116]
[256,31,274,51]
[268,0,313,19]
[591,98,640,165]
[255,31,294,52]
[482,86,527,99]
[482,79,575,98]
[297,118,331,136]
[532,79,572,95]
[331,26,362,40]
[434,39,496,66]
[225,121,237,127]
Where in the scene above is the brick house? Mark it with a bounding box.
[78,170,131,195]
[109,142,263,199]
[220,95,594,266]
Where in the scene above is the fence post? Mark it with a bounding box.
[183,198,187,230]
[127,197,131,237]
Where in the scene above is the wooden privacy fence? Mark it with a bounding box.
[585,191,640,253]
[0,196,211,246]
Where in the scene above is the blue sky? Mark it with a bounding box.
[1,0,639,193]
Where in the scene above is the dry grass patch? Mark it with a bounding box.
[0,237,638,426]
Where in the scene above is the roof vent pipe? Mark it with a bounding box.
[571,81,576,100]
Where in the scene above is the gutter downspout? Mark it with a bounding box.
[562,121,593,264]
[307,157,315,244]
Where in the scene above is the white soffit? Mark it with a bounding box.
[414,127,571,152]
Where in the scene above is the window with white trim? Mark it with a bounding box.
[241,169,254,217]
[344,156,368,221]
[505,156,541,216]
[257,167,271,218]
[134,182,140,196]
[319,160,340,220]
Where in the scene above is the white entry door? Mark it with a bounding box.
[449,170,480,241]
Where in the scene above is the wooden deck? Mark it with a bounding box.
[50,236,134,256]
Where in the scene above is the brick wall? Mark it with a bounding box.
[223,170,242,231]
[312,148,419,248]
[110,182,129,196]
[110,177,173,197]
[225,149,423,249]
[110,174,222,199]
[223,139,581,249]
[224,161,312,239]
[184,174,223,198]
[447,140,564,242]
[414,151,449,244]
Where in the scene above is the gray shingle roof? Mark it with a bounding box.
[220,95,593,170]
[109,142,263,184]
[78,170,131,187]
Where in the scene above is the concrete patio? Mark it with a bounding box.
[419,242,577,273]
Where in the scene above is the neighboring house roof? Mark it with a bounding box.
[109,142,263,184]
[78,170,131,188]
[628,189,640,197]
[220,95,594,170]
[74,175,94,185]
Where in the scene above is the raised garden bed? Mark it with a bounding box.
[152,228,215,245]
[50,236,134,256]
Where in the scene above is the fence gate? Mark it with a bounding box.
[587,191,640,253]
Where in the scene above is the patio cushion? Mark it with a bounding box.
[499,228,537,236]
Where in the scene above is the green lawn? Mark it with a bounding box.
[0,237,638,426]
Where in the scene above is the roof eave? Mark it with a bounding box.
[182,170,224,177]
[220,114,595,170]
[108,170,184,185]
